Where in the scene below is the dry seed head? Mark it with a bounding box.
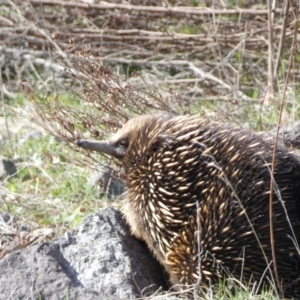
[77,113,300,298]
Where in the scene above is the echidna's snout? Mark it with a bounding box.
[76,139,115,157]
[76,138,128,160]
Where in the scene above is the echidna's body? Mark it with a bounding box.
[77,114,300,298]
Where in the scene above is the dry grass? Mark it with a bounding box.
[1,0,300,299]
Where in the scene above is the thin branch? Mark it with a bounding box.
[269,1,299,298]
[274,0,290,74]
[267,0,275,94]
[188,62,252,101]
[29,0,283,16]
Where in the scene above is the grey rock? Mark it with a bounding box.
[0,207,166,300]
[0,156,17,179]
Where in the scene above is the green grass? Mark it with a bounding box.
[0,112,113,230]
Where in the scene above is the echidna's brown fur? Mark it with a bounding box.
[77,114,300,298]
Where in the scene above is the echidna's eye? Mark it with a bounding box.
[112,139,129,159]
[118,139,128,148]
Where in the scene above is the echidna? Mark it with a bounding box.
[77,114,300,298]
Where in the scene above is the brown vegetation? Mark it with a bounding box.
[2,0,299,166]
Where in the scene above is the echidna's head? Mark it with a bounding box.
[76,114,170,161]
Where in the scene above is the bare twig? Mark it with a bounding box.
[269,1,299,297]
[274,0,290,74]
[267,0,276,94]
[194,200,202,299]
[29,0,283,16]
[188,63,252,101]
